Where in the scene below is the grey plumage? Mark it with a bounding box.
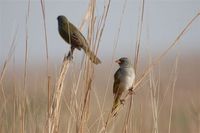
[112,57,135,111]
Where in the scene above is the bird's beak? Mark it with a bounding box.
[115,60,121,64]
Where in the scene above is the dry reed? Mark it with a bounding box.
[0,1,199,133]
[48,56,71,133]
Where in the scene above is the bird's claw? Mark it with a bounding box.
[120,99,125,105]
[128,88,136,95]
[67,55,73,60]
[67,52,73,61]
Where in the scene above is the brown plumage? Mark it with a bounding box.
[57,15,101,64]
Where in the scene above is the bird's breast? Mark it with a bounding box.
[119,68,135,90]
[58,26,71,43]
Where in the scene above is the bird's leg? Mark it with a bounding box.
[120,99,125,105]
[67,46,75,60]
[128,87,136,95]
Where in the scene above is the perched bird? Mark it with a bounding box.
[112,57,135,112]
[57,15,101,64]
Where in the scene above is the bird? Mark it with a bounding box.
[112,57,135,112]
[57,15,101,64]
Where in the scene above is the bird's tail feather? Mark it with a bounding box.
[111,94,121,113]
[84,48,101,64]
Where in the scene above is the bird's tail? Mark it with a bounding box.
[111,94,121,113]
[84,48,101,64]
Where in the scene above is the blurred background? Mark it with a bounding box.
[0,0,200,133]
[1,0,200,64]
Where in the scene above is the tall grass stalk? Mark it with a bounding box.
[122,0,145,132]
[168,57,178,133]
[40,0,51,132]
[48,57,71,133]
[132,12,200,93]
[0,29,18,130]
[1,1,199,133]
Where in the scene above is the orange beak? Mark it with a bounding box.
[115,60,121,64]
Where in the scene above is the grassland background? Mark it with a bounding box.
[0,0,200,133]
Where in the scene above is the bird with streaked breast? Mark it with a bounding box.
[57,15,101,64]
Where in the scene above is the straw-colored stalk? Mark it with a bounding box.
[48,56,71,133]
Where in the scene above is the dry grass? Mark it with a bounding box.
[0,0,200,133]
[47,56,71,133]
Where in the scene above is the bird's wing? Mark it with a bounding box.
[70,31,88,50]
[113,69,121,95]
[71,32,81,45]
[70,23,88,48]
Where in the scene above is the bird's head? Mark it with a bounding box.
[57,15,68,24]
[115,57,132,67]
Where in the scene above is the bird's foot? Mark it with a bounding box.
[67,52,73,61]
[128,88,136,95]
[63,55,67,61]
[120,99,125,105]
